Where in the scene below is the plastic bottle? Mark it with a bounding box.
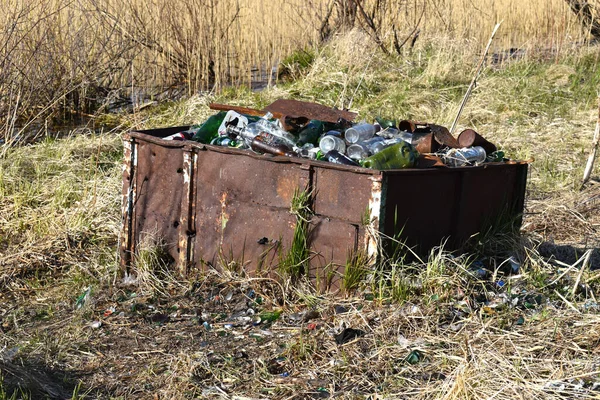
[360,141,418,170]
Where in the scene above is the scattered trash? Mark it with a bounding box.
[75,287,91,310]
[508,256,520,274]
[303,310,320,322]
[334,328,365,345]
[103,306,116,317]
[259,310,281,323]
[404,350,424,365]
[267,357,286,375]
[90,321,102,329]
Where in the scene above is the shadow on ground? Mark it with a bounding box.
[0,359,98,399]
[538,242,600,270]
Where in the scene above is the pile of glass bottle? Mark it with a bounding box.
[163,110,496,170]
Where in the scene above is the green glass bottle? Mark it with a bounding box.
[360,141,418,170]
[190,111,227,143]
[375,116,396,129]
[296,120,324,146]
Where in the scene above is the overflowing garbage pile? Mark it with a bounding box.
[162,101,505,170]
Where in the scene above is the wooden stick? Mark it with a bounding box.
[582,96,600,187]
[449,22,502,135]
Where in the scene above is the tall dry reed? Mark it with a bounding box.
[0,0,593,143]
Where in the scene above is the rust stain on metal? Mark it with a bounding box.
[264,99,357,123]
[411,132,440,154]
[209,103,283,119]
[431,124,460,148]
[276,174,298,203]
[457,129,497,154]
[119,136,137,273]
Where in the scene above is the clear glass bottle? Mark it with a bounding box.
[319,135,346,154]
[377,127,413,144]
[345,123,376,143]
[346,136,386,160]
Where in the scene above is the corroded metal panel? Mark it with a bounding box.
[192,148,309,270]
[264,99,357,123]
[381,163,529,255]
[119,135,137,272]
[133,141,184,263]
[312,166,378,224]
[307,216,360,292]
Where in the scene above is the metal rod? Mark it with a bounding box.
[449,22,502,135]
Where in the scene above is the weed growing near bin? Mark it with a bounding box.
[279,189,313,280]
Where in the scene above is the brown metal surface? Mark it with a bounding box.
[381,163,528,254]
[208,103,284,119]
[398,120,431,133]
[416,154,446,168]
[192,148,309,269]
[133,141,185,264]
[411,132,440,153]
[121,126,529,287]
[312,167,378,224]
[308,217,361,292]
[431,124,460,148]
[264,99,357,123]
[457,129,498,154]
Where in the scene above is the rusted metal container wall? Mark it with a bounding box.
[121,127,528,288]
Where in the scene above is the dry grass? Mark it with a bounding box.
[1,20,600,398]
[0,0,596,143]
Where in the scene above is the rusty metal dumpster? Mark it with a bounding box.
[120,126,528,289]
